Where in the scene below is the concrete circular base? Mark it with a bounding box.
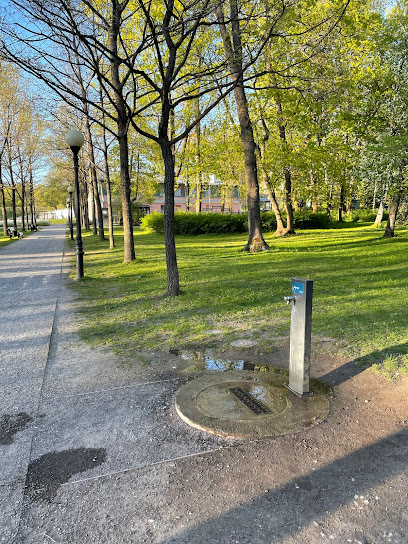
[175,370,331,438]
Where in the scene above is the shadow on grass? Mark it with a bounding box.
[71,227,408,357]
[319,342,408,386]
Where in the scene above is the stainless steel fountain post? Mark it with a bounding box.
[284,278,314,397]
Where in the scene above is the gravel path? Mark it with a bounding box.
[0,225,407,544]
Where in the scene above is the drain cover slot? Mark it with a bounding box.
[228,387,270,415]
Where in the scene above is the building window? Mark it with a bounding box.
[175,186,186,197]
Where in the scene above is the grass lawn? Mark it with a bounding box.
[0,235,13,248]
[68,224,408,378]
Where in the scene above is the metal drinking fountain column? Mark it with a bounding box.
[284,278,314,397]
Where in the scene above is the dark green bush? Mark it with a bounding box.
[260,210,332,231]
[141,211,248,235]
[141,209,334,235]
[260,211,277,232]
[293,210,333,229]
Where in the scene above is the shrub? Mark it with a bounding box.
[141,212,164,233]
[260,211,277,232]
[141,211,248,235]
[141,210,334,234]
[293,210,333,229]
[260,210,332,231]
[350,209,389,223]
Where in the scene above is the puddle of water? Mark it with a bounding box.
[170,348,281,374]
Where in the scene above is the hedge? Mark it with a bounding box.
[141,210,334,235]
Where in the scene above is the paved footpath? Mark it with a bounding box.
[0,225,407,544]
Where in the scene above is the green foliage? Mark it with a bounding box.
[141,211,248,235]
[292,211,333,229]
[259,211,277,232]
[262,211,332,231]
[351,209,389,223]
[141,210,333,235]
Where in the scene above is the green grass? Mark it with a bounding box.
[0,235,13,248]
[372,353,408,381]
[68,224,408,375]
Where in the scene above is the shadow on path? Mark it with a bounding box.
[160,429,408,543]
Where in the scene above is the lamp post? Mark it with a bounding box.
[67,185,74,240]
[65,130,85,279]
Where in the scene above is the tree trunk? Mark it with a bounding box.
[160,139,180,296]
[195,118,202,213]
[11,185,17,231]
[325,168,332,217]
[109,8,135,262]
[29,158,36,228]
[372,181,377,210]
[118,129,135,262]
[374,184,388,227]
[310,171,318,213]
[284,168,295,233]
[20,182,25,231]
[265,183,285,235]
[16,151,26,231]
[338,183,345,222]
[89,136,105,240]
[103,148,114,249]
[99,85,115,249]
[275,95,295,235]
[186,175,190,212]
[89,175,98,236]
[216,3,269,251]
[90,171,97,235]
[8,151,17,231]
[195,176,202,213]
[257,113,285,236]
[0,162,8,235]
[383,189,403,238]
[25,191,29,229]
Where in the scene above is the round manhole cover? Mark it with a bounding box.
[175,370,331,438]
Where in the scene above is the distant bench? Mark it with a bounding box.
[6,225,37,239]
[7,228,24,239]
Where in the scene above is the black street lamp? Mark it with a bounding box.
[67,185,74,240]
[65,130,85,279]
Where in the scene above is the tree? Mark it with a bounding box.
[1,0,149,260]
[215,1,270,250]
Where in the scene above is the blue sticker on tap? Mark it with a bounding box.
[292,281,305,295]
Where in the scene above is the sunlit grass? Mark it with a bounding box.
[0,235,12,248]
[68,224,408,373]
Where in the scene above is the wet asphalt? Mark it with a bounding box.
[0,225,407,544]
